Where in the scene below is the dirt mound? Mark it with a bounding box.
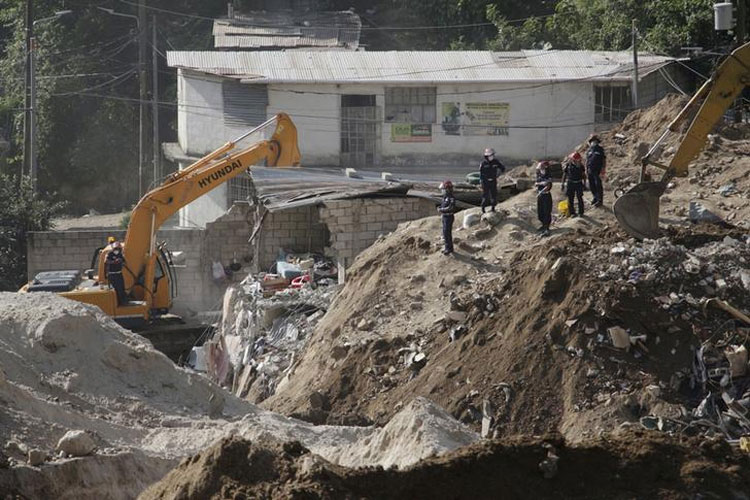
[262,198,750,440]
[0,293,480,496]
[141,431,750,499]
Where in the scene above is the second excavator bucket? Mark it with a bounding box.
[612,181,666,240]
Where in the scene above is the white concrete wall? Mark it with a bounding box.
[175,71,596,224]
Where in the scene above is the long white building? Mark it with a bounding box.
[165,49,689,226]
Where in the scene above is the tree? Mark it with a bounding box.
[0,174,65,290]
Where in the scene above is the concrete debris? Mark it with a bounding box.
[462,212,480,229]
[725,345,748,378]
[27,449,46,466]
[56,430,96,457]
[689,201,723,224]
[717,183,736,197]
[201,263,340,402]
[480,210,507,226]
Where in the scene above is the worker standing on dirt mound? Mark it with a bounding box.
[586,134,606,207]
[535,161,553,236]
[479,147,505,213]
[562,151,586,217]
[437,180,457,255]
[105,241,128,305]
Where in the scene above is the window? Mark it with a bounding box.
[385,87,436,123]
[595,84,632,123]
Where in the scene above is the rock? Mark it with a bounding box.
[480,211,506,226]
[645,385,661,398]
[27,449,46,466]
[449,325,467,342]
[608,326,630,350]
[208,391,225,419]
[740,270,750,291]
[331,344,349,360]
[357,318,370,331]
[309,391,328,410]
[444,311,467,323]
[481,400,494,438]
[56,430,95,457]
[0,368,5,386]
[411,352,427,370]
[725,345,748,378]
[689,201,723,224]
[508,230,525,241]
[717,183,736,197]
[463,212,480,229]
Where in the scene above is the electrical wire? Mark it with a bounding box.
[117,0,555,31]
[52,68,136,96]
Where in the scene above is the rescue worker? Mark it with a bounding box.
[585,134,606,207]
[479,147,505,213]
[535,161,553,236]
[561,151,586,217]
[437,180,457,255]
[105,241,128,305]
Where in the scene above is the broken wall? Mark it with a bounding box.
[253,196,436,272]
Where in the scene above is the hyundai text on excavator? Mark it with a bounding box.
[613,41,750,240]
[22,114,300,327]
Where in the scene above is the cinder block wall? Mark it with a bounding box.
[319,196,435,266]
[254,205,329,273]
[28,203,255,316]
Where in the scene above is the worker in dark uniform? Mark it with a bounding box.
[437,180,457,255]
[535,161,553,236]
[585,134,606,207]
[479,147,505,213]
[561,151,586,217]
[105,241,128,305]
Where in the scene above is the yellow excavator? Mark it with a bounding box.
[614,41,750,240]
[23,114,300,326]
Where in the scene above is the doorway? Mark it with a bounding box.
[340,95,380,168]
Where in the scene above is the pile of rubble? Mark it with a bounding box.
[194,254,341,404]
[578,231,750,441]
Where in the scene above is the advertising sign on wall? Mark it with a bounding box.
[441,102,510,136]
[391,123,432,142]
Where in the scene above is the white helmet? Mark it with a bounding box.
[483,148,495,157]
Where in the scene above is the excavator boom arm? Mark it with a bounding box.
[614,42,750,240]
[666,43,750,177]
[119,113,300,292]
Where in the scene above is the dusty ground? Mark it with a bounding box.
[142,431,750,500]
[262,95,750,441]
[0,293,478,499]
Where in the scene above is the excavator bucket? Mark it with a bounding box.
[612,181,666,240]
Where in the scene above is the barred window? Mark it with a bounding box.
[385,87,436,123]
[595,84,632,123]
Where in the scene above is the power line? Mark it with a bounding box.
[116,0,554,32]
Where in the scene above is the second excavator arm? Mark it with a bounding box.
[613,41,750,240]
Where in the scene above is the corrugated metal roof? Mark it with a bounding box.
[213,10,361,50]
[167,50,675,83]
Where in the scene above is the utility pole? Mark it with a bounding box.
[23,0,34,182]
[632,19,639,110]
[138,0,147,196]
[152,15,160,185]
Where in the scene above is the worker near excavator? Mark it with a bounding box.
[585,134,606,207]
[535,161,553,236]
[562,151,586,217]
[437,180,457,255]
[479,147,505,213]
[105,241,128,305]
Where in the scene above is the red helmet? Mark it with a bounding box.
[570,151,582,161]
[439,180,454,190]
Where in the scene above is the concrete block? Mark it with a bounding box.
[366,222,382,231]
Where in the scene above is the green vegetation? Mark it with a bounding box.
[0,174,65,290]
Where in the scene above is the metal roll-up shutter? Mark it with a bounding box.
[222,82,268,128]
